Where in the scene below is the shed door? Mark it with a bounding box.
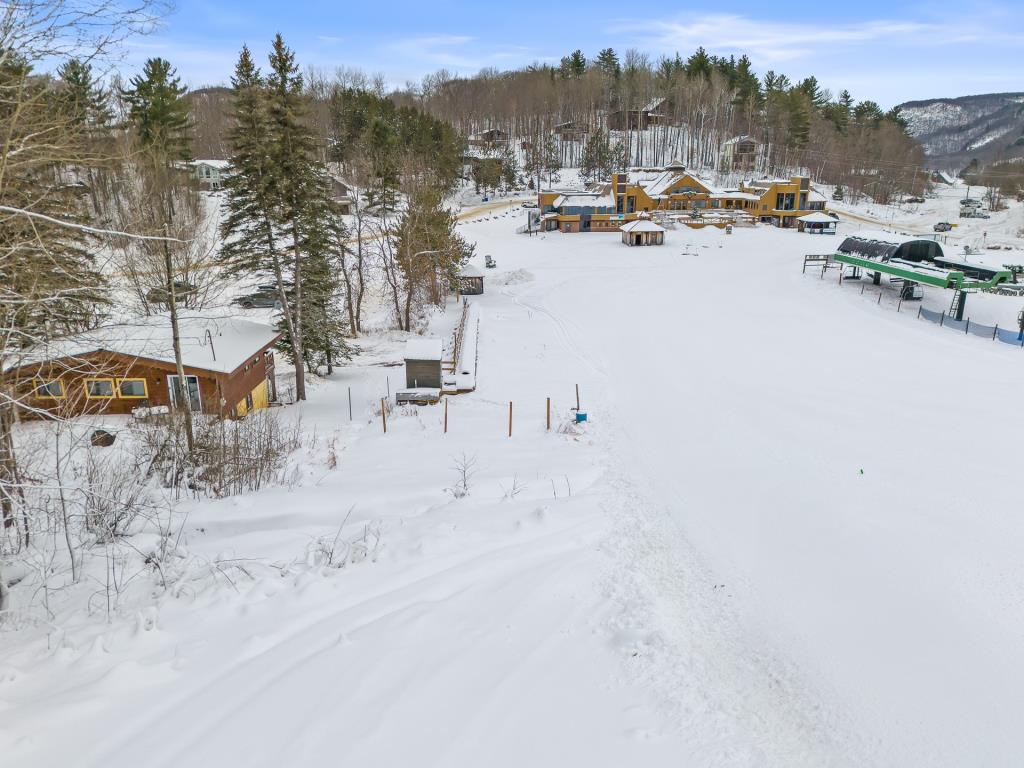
[167,374,202,412]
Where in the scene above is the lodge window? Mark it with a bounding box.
[117,378,148,398]
[84,378,115,398]
[35,380,64,399]
[245,392,254,411]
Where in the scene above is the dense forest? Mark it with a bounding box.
[390,47,926,201]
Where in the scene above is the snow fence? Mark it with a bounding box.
[918,306,1024,347]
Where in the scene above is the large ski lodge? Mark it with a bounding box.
[538,160,829,233]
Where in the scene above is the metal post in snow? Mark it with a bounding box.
[877,291,882,305]
[575,384,580,412]
[993,324,998,340]
[940,312,945,327]
[546,397,551,431]
[965,319,970,334]
[381,398,387,434]
[898,297,902,313]
[918,306,922,319]
[508,401,513,437]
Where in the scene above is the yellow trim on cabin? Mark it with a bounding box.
[116,378,149,399]
[34,379,65,399]
[83,378,115,399]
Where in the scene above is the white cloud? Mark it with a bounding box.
[615,12,1023,66]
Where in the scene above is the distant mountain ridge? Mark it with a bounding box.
[897,92,1024,169]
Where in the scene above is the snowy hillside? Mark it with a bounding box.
[899,92,1024,167]
[4,189,1024,766]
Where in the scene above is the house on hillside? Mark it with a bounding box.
[551,120,589,141]
[330,177,355,215]
[720,135,761,172]
[606,97,670,131]
[467,128,508,148]
[190,159,230,190]
[5,316,281,420]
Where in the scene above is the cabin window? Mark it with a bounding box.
[117,378,148,398]
[245,392,254,411]
[36,380,64,399]
[84,378,115,398]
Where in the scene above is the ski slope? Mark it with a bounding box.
[3,213,1024,766]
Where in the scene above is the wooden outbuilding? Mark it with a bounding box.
[404,338,443,390]
[5,316,281,420]
[620,219,666,246]
[458,264,485,295]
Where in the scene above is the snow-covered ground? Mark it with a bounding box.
[4,206,1024,766]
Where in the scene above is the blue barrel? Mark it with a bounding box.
[575,411,588,423]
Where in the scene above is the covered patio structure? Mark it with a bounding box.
[620,219,666,246]
[797,212,838,235]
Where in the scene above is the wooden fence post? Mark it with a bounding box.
[508,401,513,437]
[381,398,387,434]
[546,397,551,431]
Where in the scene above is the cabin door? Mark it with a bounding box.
[167,374,202,413]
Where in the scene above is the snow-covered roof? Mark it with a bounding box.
[552,193,614,208]
[627,169,721,197]
[710,191,760,201]
[643,97,666,113]
[723,134,759,146]
[459,264,485,278]
[808,189,827,203]
[10,316,279,375]
[405,338,443,361]
[798,212,837,224]
[621,219,665,232]
[844,229,932,246]
[191,159,230,170]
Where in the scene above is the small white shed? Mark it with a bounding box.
[620,219,666,246]
[797,212,838,235]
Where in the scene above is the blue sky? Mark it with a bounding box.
[124,0,1024,106]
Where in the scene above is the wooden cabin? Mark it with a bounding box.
[5,316,281,420]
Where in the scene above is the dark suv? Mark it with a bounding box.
[234,284,284,309]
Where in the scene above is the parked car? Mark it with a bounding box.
[234,284,284,309]
[960,198,982,207]
[934,221,953,232]
[521,201,538,209]
[905,196,926,204]
[146,281,196,305]
[484,255,496,269]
